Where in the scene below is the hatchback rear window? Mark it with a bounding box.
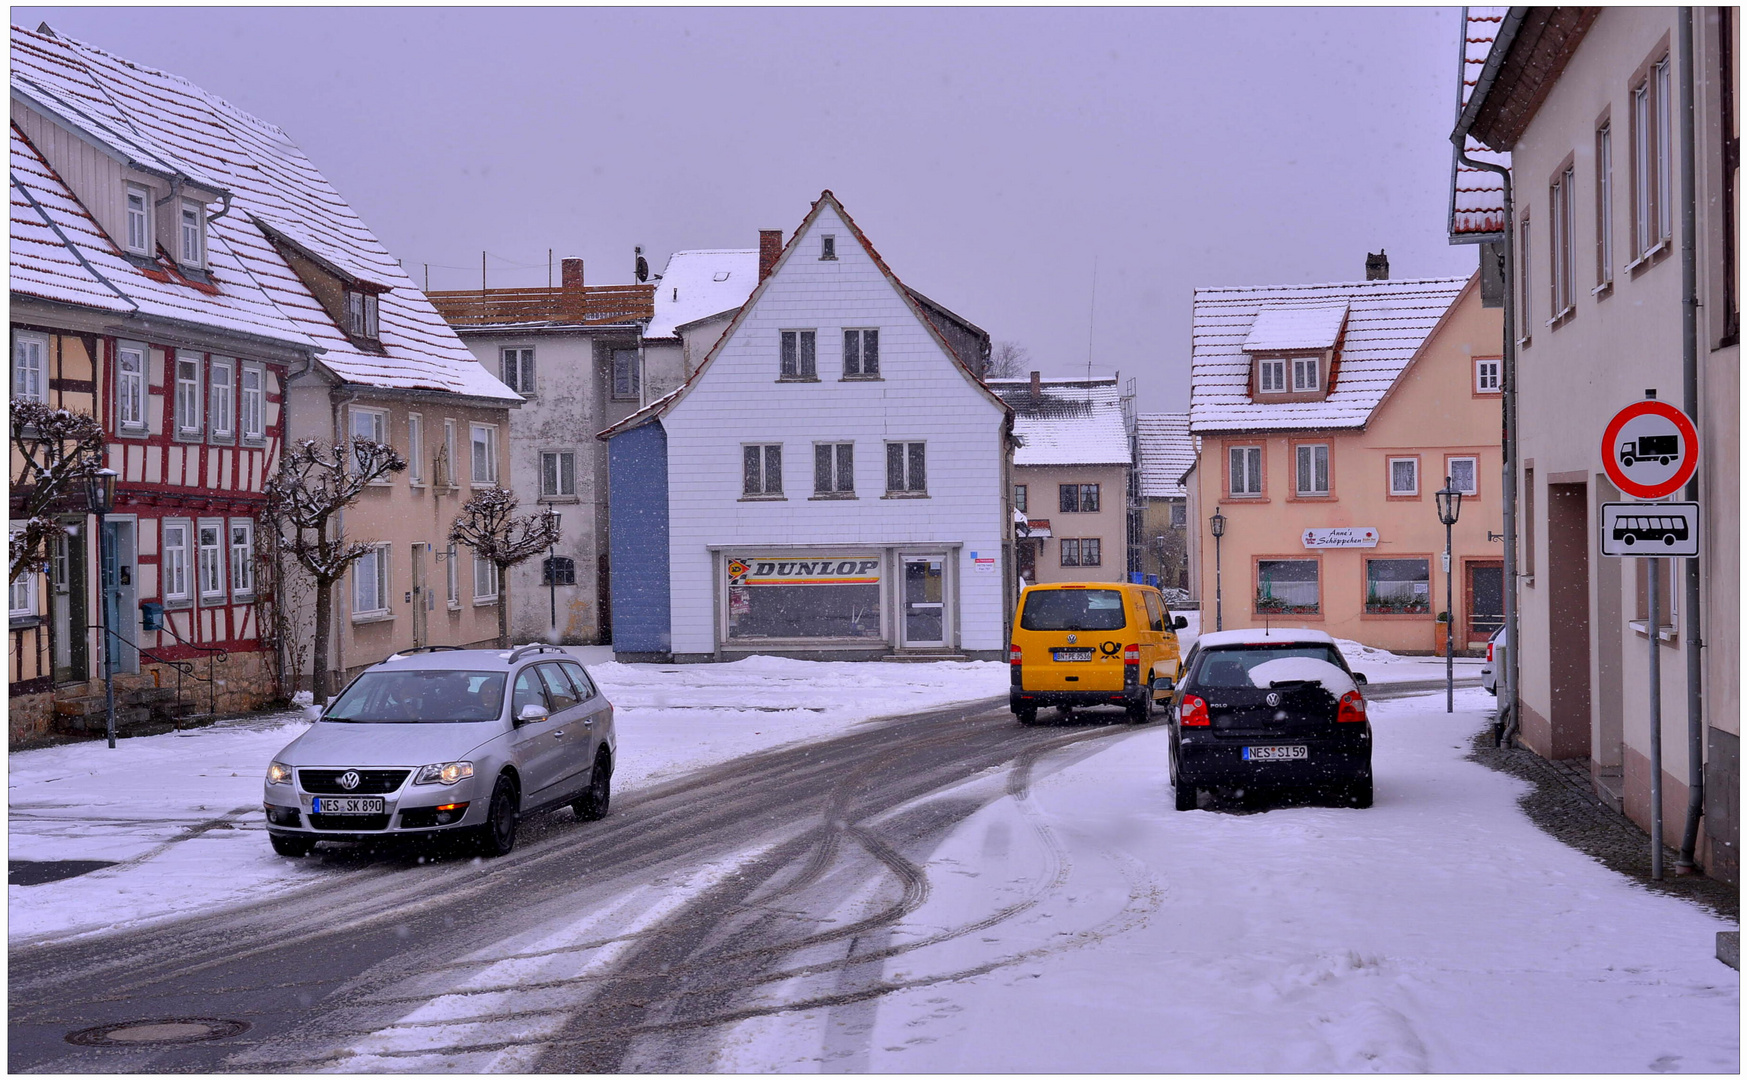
[325,670,507,723]
[1020,589,1127,631]
[1190,644,1346,688]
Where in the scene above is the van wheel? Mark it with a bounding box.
[1126,694,1153,725]
[1015,707,1038,726]
[1174,783,1197,811]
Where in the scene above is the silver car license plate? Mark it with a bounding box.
[1052,648,1094,662]
[311,796,385,814]
[1243,745,1308,762]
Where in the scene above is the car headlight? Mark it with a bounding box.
[415,761,474,786]
[266,761,293,786]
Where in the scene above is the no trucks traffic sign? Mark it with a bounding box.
[1601,398,1699,500]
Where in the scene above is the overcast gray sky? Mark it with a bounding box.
[18,6,1477,413]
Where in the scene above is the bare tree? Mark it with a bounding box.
[448,488,561,648]
[10,400,106,583]
[262,438,406,698]
[986,340,1031,380]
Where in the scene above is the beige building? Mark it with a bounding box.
[1136,412,1195,593]
[1454,7,1738,881]
[1187,269,1505,652]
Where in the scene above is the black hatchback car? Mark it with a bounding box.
[1167,628,1372,810]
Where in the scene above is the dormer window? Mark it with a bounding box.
[345,288,380,341]
[1292,356,1321,392]
[1258,359,1286,393]
[125,185,152,255]
[179,199,205,267]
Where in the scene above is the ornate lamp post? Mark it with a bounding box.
[1209,507,1227,632]
[85,468,118,748]
[1435,476,1464,714]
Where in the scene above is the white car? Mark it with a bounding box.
[1480,627,1507,695]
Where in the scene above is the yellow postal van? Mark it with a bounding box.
[1008,582,1187,725]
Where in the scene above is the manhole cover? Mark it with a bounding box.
[66,1017,249,1047]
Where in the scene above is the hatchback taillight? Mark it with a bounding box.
[1486,640,1495,663]
[1178,694,1210,726]
[1338,690,1367,723]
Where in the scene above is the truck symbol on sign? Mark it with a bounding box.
[1612,515,1689,547]
[1619,434,1679,467]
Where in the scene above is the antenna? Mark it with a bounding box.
[1086,254,1098,403]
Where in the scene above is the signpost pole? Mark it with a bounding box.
[1648,555,1663,881]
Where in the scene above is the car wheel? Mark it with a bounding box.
[572,750,612,821]
[1345,773,1374,809]
[1174,782,1197,812]
[269,833,315,858]
[476,775,520,857]
[1015,707,1038,726]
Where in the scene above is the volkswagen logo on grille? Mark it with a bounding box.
[1067,634,1078,644]
[337,770,362,791]
[1265,692,1281,707]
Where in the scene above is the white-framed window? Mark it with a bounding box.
[1655,56,1673,244]
[125,184,151,255]
[541,450,577,497]
[502,347,535,395]
[843,329,879,377]
[1388,457,1419,496]
[9,529,36,617]
[175,356,202,434]
[209,356,234,438]
[1631,54,1673,259]
[117,344,147,432]
[1595,119,1614,286]
[354,544,390,615]
[779,330,817,379]
[240,363,265,441]
[179,199,204,266]
[1014,484,1028,513]
[197,518,225,602]
[1258,358,1286,393]
[446,543,460,607]
[1518,211,1533,343]
[1229,445,1263,496]
[1475,358,1502,394]
[14,331,47,403]
[407,413,424,485]
[813,442,854,494]
[162,519,192,602]
[1447,456,1479,496]
[1549,163,1576,318]
[440,418,458,488]
[612,349,640,400]
[885,441,926,494]
[743,443,783,496]
[470,423,498,484]
[1291,356,1320,393]
[473,554,499,603]
[1295,443,1330,496]
[229,519,254,598]
[349,405,386,445]
[820,234,837,260]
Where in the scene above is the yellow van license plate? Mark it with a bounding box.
[1052,648,1094,662]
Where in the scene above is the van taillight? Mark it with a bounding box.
[1178,694,1209,726]
[1009,644,1023,665]
[1338,691,1367,723]
[1123,644,1140,664]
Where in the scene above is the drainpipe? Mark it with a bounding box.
[329,385,361,697]
[1676,7,1705,874]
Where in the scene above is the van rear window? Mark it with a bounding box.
[1020,589,1127,631]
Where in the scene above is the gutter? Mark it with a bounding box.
[1452,8,1528,146]
[1675,7,1705,874]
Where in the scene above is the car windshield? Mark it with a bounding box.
[324,669,507,723]
[1191,644,1347,688]
[1020,589,1127,631]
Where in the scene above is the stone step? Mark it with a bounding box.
[54,705,153,735]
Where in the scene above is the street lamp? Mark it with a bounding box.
[85,468,118,748]
[1435,476,1463,714]
[1209,507,1227,632]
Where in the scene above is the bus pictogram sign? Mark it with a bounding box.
[1601,399,1699,500]
[1599,502,1700,557]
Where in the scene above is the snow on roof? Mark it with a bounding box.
[1136,412,1195,498]
[643,249,759,338]
[1189,276,1469,435]
[1450,8,1511,241]
[10,26,518,402]
[988,377,1130,467]
[1242,302,1349,352]
[1194,627,1336,649]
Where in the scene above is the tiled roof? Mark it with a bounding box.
[1136,412,1195,498]
[10,25,518,402]
[988,377,1130,467]
[1450,7,1511,241]
[1243,303,1349,352]
[1189,276,1469,434]
[644,249,759,338]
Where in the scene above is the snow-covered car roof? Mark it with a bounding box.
[1193,627,1338,649]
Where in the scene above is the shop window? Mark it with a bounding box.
[1256,559,1318,615]
[1365,558,1430,615]
[725,554,881,640]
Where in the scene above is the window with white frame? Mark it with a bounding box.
[1549,163,1576,318]
[344,289,380,341]
[407,413,423,485]
[541,450,577,497]
[473,554,499,602]
[175,357,202,434]
[1475,357,1501,394]
[197,519,225,602]
[1595,119,1614,286]
[1447,457,1478,496]
[885,441,926,494]
[1013,484,1028,513]
[9,529,35,617]
[1258,358,1286,393]
[354,544,390,615]
[117,344,147,431]
[1631,54,1674,259]
[446,543,459,606]
[470,423,498,484]
[440,419,457,488]
[843,329,879,377]
[814,442,854,495]
[502,347,535,395]
[779,330,817,379]
[209,357,234,438]
[1229,445,1263,496]
[1295,443,1330,496]
[240,363,264,441]
[14,332,46,403]
[229,519,254,597]
[1518,212,1533,342]
[743,443,783,496]
[179,200,204,266]
[125,184,151,255]
[350,406,386,445]
[1291,356,1321,393]
[162,520,191,602]
[611,349,640,400]
[1389,457,1419,496]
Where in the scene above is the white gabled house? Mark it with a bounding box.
[599,191,1013,662]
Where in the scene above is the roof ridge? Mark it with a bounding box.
[1194,276,1470,296]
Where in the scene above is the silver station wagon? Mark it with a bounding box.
[263,644,616,858]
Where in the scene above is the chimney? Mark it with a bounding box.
[560,257,585,321]
[1029,370,1042,402]
[1365,249,1389,281]
[759,230,782,282]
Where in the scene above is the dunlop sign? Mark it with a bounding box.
[727,556,882,587]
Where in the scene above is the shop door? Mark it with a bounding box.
[901,556,946,648]
[1465,560,1504,646]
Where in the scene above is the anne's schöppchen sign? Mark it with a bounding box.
[727,555,882,587]
[1301,527,1379,549]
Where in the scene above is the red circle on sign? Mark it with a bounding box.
[1601,400,1699,498]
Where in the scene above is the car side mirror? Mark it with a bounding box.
[1173,615,1189,630]
[1151,676,1175,694]
[1352,672,1368,685]
[518,703,549,724]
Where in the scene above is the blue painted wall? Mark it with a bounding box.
[607,421,672,654]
